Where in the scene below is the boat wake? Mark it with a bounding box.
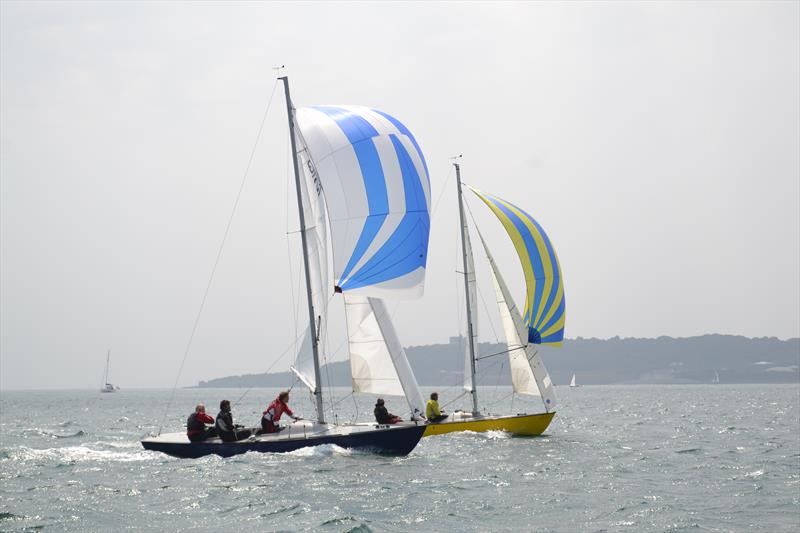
[1,445,156,464]
[455,429,511,440]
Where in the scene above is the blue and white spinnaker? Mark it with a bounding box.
[295,106,431,299]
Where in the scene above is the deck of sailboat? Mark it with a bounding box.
[421,411,555,437]
[141,420,426,458]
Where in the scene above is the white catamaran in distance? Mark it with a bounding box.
[100,350,118,393]
[569,374,579,388]
[142,76,431,458]
[422,162,563,437]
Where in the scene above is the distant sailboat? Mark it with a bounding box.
[100,350,119,393]
[569,374,579,388]
[712,369,720,384]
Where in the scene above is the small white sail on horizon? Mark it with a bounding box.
[101,349,118,393]
[569,374,578,388]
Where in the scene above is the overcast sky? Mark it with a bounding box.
[2,1,798,390]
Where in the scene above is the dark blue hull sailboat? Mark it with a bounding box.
[142,76,433,460]
[142,421,426,459]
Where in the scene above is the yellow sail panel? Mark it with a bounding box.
[470,187,566,345]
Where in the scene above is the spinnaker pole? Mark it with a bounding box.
[280,76,325,423]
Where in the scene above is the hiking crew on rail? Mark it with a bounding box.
[260,391,300,434]
[187,403,216,442]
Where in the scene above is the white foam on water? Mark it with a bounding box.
[4,445,154,464]
[284,443,354,458]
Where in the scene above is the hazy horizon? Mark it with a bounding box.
[2,2,798,390]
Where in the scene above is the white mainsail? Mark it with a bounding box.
[289,120,331,391]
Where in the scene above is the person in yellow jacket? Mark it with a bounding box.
[426,392,448,423]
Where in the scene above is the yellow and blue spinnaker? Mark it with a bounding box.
[470,188,565,345]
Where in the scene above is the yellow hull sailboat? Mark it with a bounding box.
[422,162,565,438]
[423,412,555,437]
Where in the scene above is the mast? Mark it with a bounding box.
[280,76,325,423]
[104,350,110,383]
[454,163,479,415]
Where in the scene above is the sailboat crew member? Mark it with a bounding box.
[216,400,251,442]
[426,392,448,423]
[260,391,300,434]
[187,403,216,442]
[374,398,402,424]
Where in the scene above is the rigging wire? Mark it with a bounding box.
[430,164,455,218]
[157,79,280,435]
[230,329,307,409]
[474,345,527,361]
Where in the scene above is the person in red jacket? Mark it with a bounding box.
[186,403,216,442]
[260,391,300,434]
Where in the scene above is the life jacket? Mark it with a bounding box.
[216,410,233,435]
[262,398,292,424]
[187,413,205,434]
[374,405,391,424]
[426,399,441,419]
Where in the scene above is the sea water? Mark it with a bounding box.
[1,384,798,532]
